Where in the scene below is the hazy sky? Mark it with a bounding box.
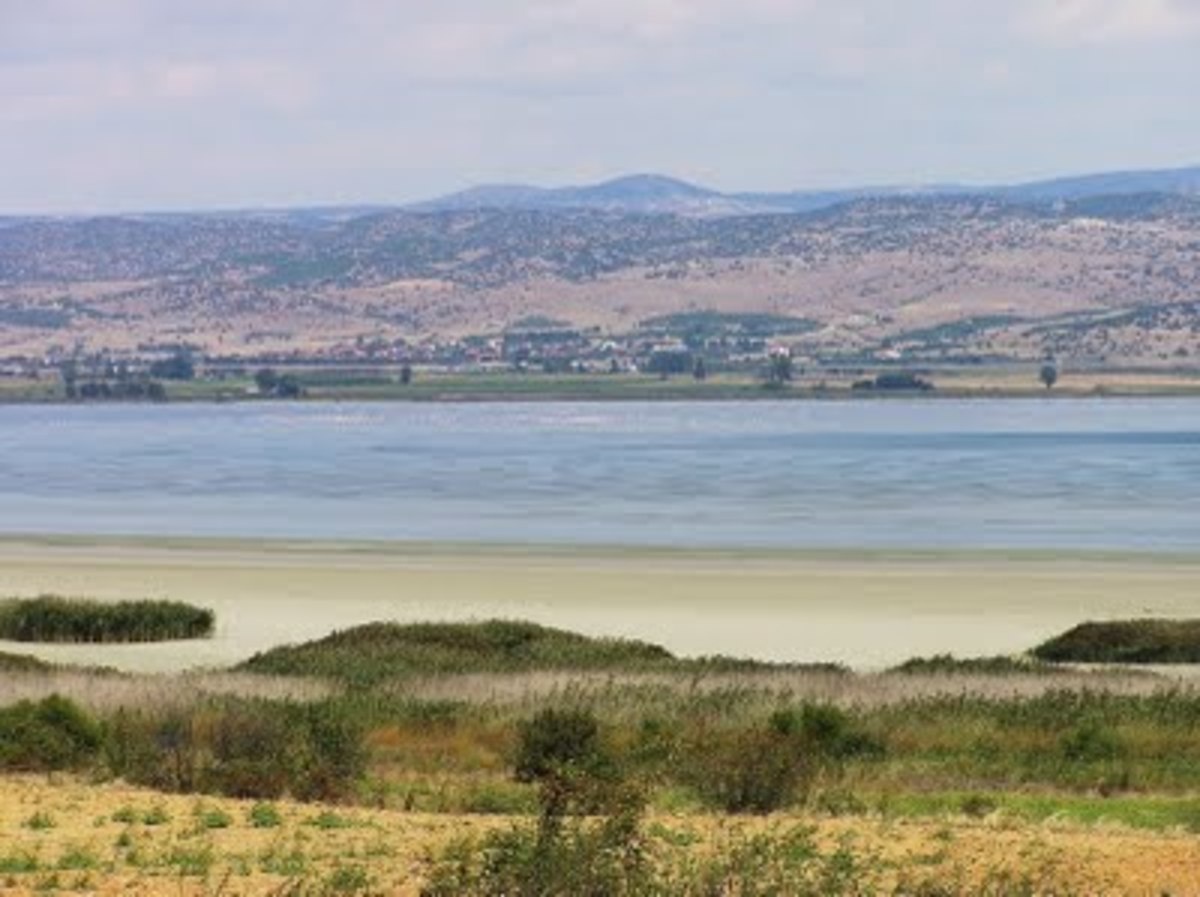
[2,0,1199,212]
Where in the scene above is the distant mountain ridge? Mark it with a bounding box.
[411,165,1200,217]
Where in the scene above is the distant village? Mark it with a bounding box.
[0,313,820,383]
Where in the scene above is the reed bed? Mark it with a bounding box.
[389,667,1188,714]
[0,670,334,713]
[0,595,214,643]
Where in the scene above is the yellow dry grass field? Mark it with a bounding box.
[2,777,1200,895]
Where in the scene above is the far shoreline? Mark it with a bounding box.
[5,366,1200,405]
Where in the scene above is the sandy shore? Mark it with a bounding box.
[1,536,1197,672]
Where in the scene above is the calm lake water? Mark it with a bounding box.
[1,399,1198,550]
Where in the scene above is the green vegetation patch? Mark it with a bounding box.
[0,695,103,772]
[1033,619,1200,664]
[0,650,54,673]
[240,619,680,686]
[640,310,819,337]
[890,654,1065,675]
[0,595,214,643]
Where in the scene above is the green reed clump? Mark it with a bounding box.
[0,694,103,772]
[0,595,214,643]
[1033,619,1200,664]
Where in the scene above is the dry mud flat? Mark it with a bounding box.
[3,537,1200,672]
[1,778,1200,896]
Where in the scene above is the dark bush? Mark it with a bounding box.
[681,724,809,814]
[1060,722,1123,763]
[771,705,885,762]
[105,699,365,802]
[515,708,603,783]
[0,695,103,772]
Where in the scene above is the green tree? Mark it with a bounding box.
[149,351,195,381]
[767,352,793,386]
[254,368,279,394]
[1040,362,1058,390]
[692,357,707,381]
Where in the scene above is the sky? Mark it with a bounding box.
[2,0,1199,213]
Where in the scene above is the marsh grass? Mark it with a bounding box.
[239,619,832,687]
[0,650,53,673]
[0,595,214,643]
[1034,619,1200,664]
[0,670,333,714]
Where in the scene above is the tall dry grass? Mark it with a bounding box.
[0,670,334,714]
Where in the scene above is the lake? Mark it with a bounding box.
[1,398,1198,550]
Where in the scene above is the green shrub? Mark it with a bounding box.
[0,695,102,772]
[141,805,170,826]
[423,810,652,897]
[0,596,214,643]
[1060,722,1123,763]
[308,811,353,830]
[23,812,56,831]
[193,805,232,829]
[247,802,282,828]
[323,864,372,894]
[680,723,809,814]
[0,853,40,873]
[514,708,603,783]
[104,698,365,802]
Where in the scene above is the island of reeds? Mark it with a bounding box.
[0,595,214,643]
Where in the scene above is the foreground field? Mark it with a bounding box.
[4,777,1200,895]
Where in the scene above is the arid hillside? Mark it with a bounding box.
[2,192,1199,363]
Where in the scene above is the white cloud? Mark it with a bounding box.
[1023,0,1200,44]
[0,0,1197,211]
